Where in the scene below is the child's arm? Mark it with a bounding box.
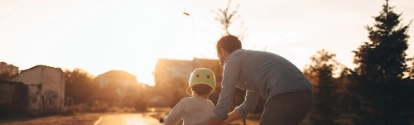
[163,98,186,125]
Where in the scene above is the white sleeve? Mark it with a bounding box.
[163,98,186,125]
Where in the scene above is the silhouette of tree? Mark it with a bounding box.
[0,72,14,81]
[335,68,359,114]
[304,49,341,125]
[350,0,413,124]
[212,0,248,41]
[64,68,97,105]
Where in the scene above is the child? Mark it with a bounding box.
[161,68,216,125]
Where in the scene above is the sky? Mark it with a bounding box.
[1,0,414,86]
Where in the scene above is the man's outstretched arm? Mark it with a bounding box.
[222,91,260,124]
[221,110,242,125]
[210,57,242,124]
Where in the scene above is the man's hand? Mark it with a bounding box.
[208,117,224,125]
[222,110,242,125]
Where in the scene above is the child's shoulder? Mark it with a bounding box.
[179,97,194,102]
[182,97,213,102]
[180,97,215,107]
[181,97,192,100]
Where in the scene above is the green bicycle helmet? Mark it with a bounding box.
[186,68,216,95]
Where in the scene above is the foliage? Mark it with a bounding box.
[212,0,248,41]
[350,0,413,124]
[0,72,14,81]
[64,68,97,105]
[304,49,341,125]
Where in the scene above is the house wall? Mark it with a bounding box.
[0,81,28,116]
[0,83,15,106]
[13,66,65,114]
[26,85,42,114]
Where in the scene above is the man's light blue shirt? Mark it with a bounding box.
[212,49,313,120]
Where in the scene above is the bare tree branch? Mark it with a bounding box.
[212,0,248,41]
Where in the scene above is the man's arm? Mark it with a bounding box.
[221,110,242,125]
[222,91,260,124]
[210,56,242,122]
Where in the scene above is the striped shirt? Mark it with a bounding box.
[212,49,313,120]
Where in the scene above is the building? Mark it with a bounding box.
[12,65,65,115]
[92,70,144,108]
[152,58,223,106]
[0,81,28,116]
[153,58,193,87]
[153,58,223,88]
[0,62,19,75]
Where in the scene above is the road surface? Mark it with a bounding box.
[0,113,164,125]
[94,113,162,125]
[0,113,101,125]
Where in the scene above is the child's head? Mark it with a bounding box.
[187,68,216,96]
[191,84,213,96]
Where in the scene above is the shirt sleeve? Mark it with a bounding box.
[235,90,260,117]
[212,56,242,120]
[163,98,186,125]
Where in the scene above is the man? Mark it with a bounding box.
[209,35,313,125]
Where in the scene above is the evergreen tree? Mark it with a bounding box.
[350,0,413,124]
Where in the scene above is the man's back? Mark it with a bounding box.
[229,49,313,100]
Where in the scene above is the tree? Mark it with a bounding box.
[0,72,14,81]
[212,0,248,41]
[304,49,341,125]
[64,68,97,105]
[350,0,413,124]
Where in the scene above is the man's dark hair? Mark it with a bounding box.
[192,84,213,96]
[216,35,242,54]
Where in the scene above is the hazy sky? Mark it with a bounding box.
[1,0,413,86]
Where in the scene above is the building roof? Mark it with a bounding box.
[12,65,63,79]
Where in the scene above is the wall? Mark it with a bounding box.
[12,65,65,114]
[0,81,28,116]
[26,85,42,115]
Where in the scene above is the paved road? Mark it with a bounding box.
[94,113,162,125]
[0,113,101,125]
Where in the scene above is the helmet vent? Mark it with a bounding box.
[196,74,199,78]
[207,75,210,78]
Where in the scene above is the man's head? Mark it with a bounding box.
[216,35,242,66]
